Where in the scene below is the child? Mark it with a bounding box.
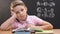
[0,0,53,31]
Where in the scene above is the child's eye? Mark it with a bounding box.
[21,9,24,11]
[16,11,19,14]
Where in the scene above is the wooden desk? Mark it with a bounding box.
[0,29,60,34]
[53,29,60,34]
[0,31,12,34]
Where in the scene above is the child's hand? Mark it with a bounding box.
[11,11,17,18]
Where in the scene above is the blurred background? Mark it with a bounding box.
[0,0,60,29]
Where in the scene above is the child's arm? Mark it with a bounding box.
[26,16,53,30]
[39,21,53,30]
[0,12,16,30]
[28,21,53,30]
[32,21,53,30]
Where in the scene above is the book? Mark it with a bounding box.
[35,30,53,34]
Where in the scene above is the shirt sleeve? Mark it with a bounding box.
[33,16,43,26]
[11,22,18,29]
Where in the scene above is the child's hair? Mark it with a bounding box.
[10,0,26,22]
[11,0,26,9]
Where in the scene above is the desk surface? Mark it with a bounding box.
[0,31,12,34]
[0,29,60,34]
[53,29,60,34]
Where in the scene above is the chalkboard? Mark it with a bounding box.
[0,0,11,25]
[0,0,60,29]
[22,0,60,29]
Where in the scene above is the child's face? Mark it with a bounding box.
[13,5,27,21]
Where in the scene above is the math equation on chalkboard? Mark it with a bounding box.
[36,0,55,18]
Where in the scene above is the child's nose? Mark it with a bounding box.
[20,11,23,14]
